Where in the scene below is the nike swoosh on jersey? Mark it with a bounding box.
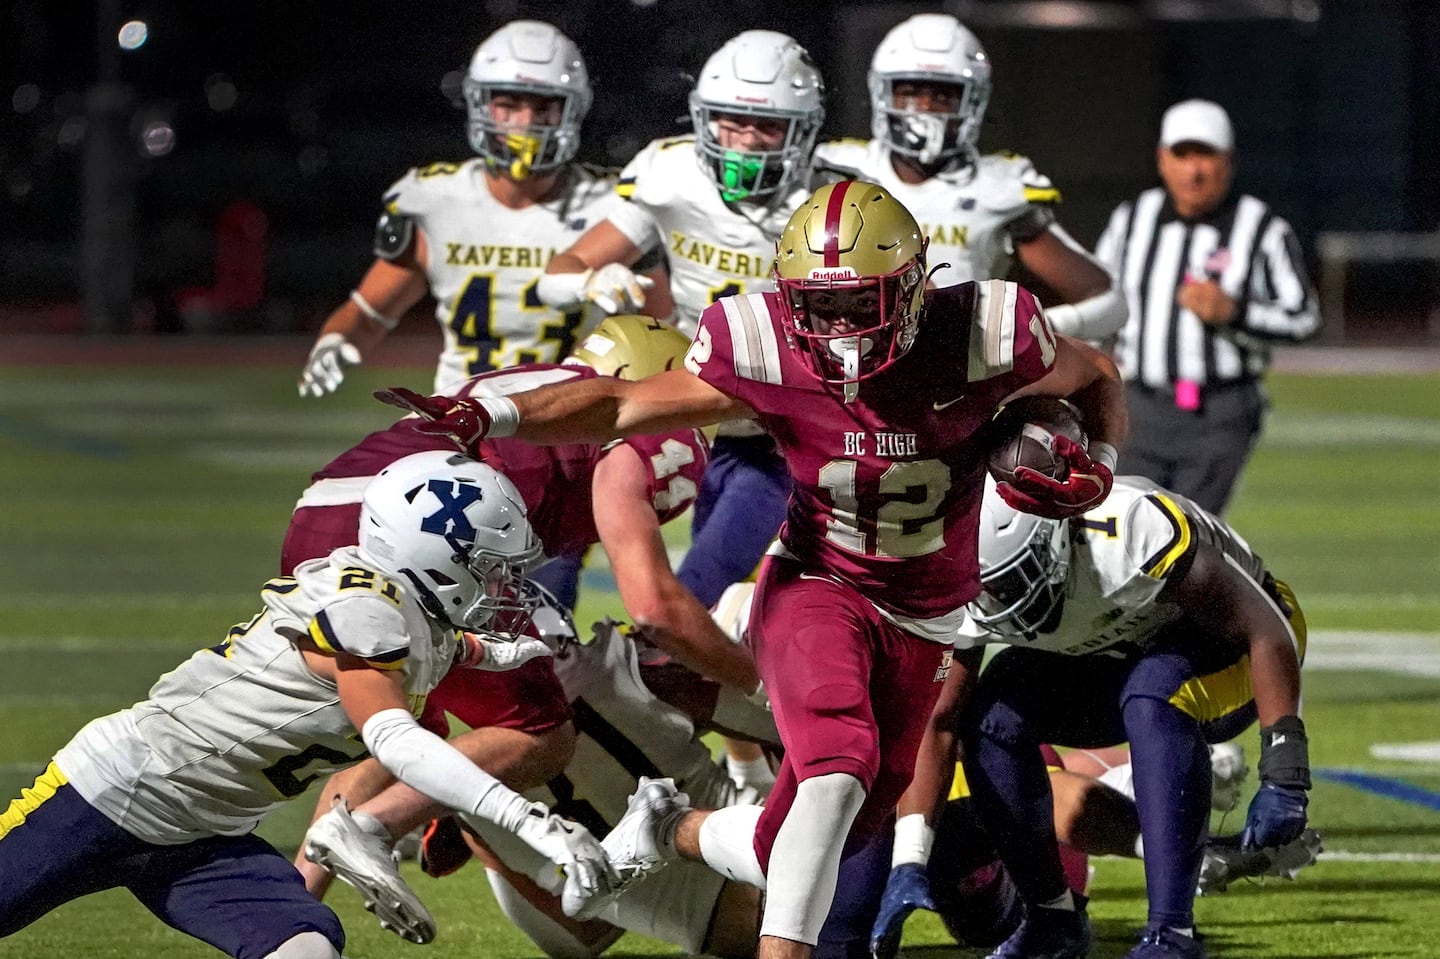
[932,394,970,411]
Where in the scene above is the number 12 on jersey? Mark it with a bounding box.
[817,458,951,558]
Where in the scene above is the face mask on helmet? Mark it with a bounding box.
[359,451,545,636]
[780,260,925,387]
[463,20,592,180]
[967,476,1071,638]
[773,180,927,399]
[689,30,825,203]
[868,14,991,167]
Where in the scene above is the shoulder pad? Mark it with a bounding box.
[811,139,867,175]
[975,153,1062,228]
[1126,490,1197,581]
[373,208,417,261]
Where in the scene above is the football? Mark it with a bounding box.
[985,396,1089,486]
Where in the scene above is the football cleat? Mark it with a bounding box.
[568,776,690,920]
[1207,741,1249,813]
[1124,925,1207,959]
[305,799,437,944]
[1196,828,1323,895]
[985,900,1092,959]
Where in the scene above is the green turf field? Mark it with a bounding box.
[1,361,1437,958]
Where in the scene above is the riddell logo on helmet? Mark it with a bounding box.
[807,267,859,279]
[735,95,773,105]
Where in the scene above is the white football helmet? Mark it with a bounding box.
[869,14,990,166]
[359,451,544,635]
[968,474,1071,638]
[464,20,592,179]
[688,30,825,203]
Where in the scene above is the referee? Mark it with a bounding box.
[1095,99,1320,513]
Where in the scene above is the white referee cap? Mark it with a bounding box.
[1159,99,1233,152]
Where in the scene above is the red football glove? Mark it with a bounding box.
[995,434,1113,519]
[374,386,493,456]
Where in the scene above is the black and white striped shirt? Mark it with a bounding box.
[1096,188,1320,390]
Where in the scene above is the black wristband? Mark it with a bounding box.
[1258,715,1311,790]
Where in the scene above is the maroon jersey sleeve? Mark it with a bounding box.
[618,428,712,524]
[966,280,1059,394]
[684,293,794,409]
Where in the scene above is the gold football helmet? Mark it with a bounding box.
[565,314,691,380]
[773,180,927,393]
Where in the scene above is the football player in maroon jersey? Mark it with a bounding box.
[377,180,1127,959]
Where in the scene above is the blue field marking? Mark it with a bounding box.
[0,414,129,459]
[1314,768,1440,812]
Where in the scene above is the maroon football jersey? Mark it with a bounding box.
[309,364,709,558]
[684,281,1058,620]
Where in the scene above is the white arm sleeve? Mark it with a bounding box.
[1038,223,1128,342]
[361,708,532,831]
[1044,284,1128,342]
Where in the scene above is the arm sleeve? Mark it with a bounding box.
[1241,216,1321,342]
[1035,224,1128,341]
[362,708,533,830]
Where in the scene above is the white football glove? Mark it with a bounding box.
[581,264,654,314]
[456,633,553,671]
[512,803,617,912]
[299,332,361,397]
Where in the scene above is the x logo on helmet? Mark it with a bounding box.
[419,479,483,546]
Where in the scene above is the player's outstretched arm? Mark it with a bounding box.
[331,655,618,903]
[378,368,755,454]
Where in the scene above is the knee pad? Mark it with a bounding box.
[699,804,767,889]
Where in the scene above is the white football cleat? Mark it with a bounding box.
[1208,741,1249,813]
[568,776,690,920]
[305,799,437,944]
[1196,828,1323,895]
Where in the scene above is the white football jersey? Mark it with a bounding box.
[606,136,812,338]
[384,159,618,391]
[813,139,1060,289]
[55,547,457,844]
[532,621,740,821]
[957,476,1270,656]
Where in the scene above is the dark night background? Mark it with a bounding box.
[2,0,1436,340]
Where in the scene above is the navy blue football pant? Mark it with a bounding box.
[677,434,791,607]
[530,550,585,612]
[0,766,345,957]
[961,640,1255,930]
